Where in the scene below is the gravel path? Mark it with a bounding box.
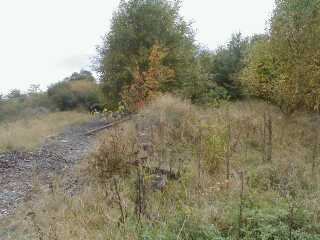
[0,118,106,217]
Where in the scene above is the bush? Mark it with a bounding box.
[90,123,138,184]
[48,71,102,111]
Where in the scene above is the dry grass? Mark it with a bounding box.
[3,95,320,239]
[0,111,91,152]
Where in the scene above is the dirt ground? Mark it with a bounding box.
[0,118,106,217]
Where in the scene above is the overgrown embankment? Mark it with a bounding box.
[3,95,320,239]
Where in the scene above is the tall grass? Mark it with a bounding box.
[0,111,91,152]
[3,95,320,239]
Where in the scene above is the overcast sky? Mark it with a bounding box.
[0,0,275,95]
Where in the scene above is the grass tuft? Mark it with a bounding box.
[0,111,91,152]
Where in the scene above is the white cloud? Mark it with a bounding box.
[0,0,275,94]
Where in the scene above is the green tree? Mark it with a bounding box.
[95,0,197,109]
[241,0,320,113]
[271,0,320,112]
[7,89,22,99]
[66,70,95,82]
[186,33,250,103]
[240,35,276,102]
[211,33,249,99]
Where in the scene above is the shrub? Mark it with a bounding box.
[48,71,101,111]
[90,123,138,185]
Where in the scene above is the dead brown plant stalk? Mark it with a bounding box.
[226,118,232,186]
[238,171,245,239]
[135,162,146,222]
[113,178,127,224]
[262,109,272,162]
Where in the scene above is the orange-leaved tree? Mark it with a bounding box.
[121,43,175,112]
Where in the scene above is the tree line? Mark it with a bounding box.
[0,70,102,122]
[3,0,319,115]
[95,0,320,113]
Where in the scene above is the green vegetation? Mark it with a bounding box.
[241,0,320,113]
[95,0,320,114]
[0,70,101,123]
[3,0,320,239]
[95,0,254,109]
[0,90,52,123]
[6,95,320,239]
[96,0,198,109]
[4,0,320,116]
[190,33,251,104]
[47,70,102,111]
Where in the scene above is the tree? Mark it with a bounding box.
[181,48,214,103]
[7,89,22,99]
[95,0,197,110]
[271,0,320,112]
[121,42,175,112]
[185,33,250,103]
[211,33,249,99]
[241,0,320,113]
[65,70,95,82]
[28,84,41,96]
[240,36,276,102]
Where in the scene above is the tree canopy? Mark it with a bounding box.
[241,0,320,113]
[96,0,197,110]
